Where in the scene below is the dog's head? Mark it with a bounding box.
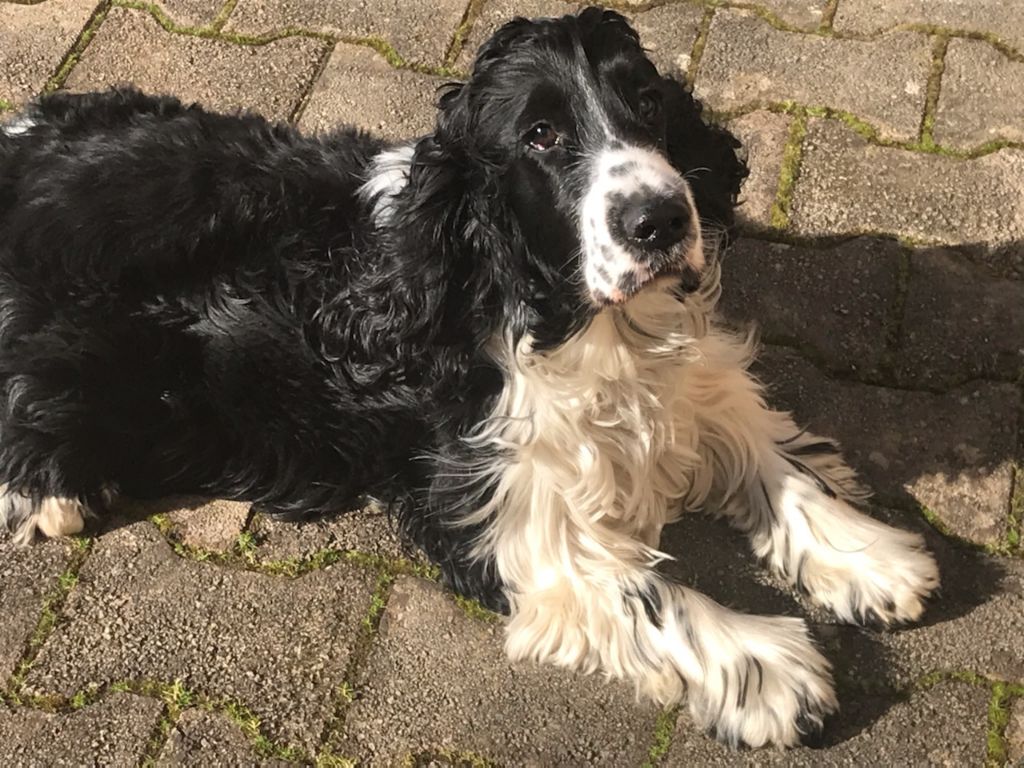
[372,8,746,349]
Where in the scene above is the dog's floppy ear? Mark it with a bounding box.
[660,77,748,240]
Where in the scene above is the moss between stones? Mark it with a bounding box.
[714,0,832,36]
[453,593,502,623]
[210,0,237,32]
[444,0,485,69]
[685,6,717,85]
[642,706,678,767]
[919,34,950,149]
[769,110,807,230]
[5,539,93,700]
[112,0,462,78]
[45,0,111,92]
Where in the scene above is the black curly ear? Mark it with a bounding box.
[660,77,748,240]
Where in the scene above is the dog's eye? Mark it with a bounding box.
[638,92,661,123]
[524,123,560,151]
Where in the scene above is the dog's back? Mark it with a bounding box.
[0,88,413,539]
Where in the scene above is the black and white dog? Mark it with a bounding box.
[0,8,938,748]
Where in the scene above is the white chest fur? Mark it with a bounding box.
[459,272,748,592]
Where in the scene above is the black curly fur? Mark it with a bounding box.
[0,7,745,609]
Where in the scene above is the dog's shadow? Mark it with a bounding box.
[657,510,1006,747]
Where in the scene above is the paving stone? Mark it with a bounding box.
[834,0,1024,55]
[299,44,441,139]
[0,693,163,767]
[157,708,292,767]
[662,682,989,765]
[726,110,790,230]
[0,534,72,684]
[0,0,98,107]
[1008,698,1024,764]
[166,498,250,551]
[790,119,1024,279]
[457,0,582,72]
[24,521,375,750]
[875,553,1024,685]
[898,248,1024,386]
[752,0,832,29]
[65,7,326,122]
[935,38,1024,150]
[339,577,658,766]
[696,10,931,141]
[755,347,1018,547]
[249,502,411,562]
[155,0,225,28]
[458,2,703,78]
[628,2,706,80]
[224,0,466,67]
[114,496,250,552]
[720,237,900,375]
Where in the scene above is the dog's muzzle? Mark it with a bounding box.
[582,146,704,307]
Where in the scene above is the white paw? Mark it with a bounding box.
[769,475,940,627]
[35,497,87,539]
[687,614,838,748]
[1,488,87,544]
[806,526,939,627]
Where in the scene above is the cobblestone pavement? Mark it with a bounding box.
[2,0,1023,765]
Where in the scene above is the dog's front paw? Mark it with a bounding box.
[688,615,837,748]
[798,516,940,628]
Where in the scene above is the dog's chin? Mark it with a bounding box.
[590,264,704,309]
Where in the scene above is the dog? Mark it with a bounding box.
[0,7,939,748]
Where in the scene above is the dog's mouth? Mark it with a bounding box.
[589,245,704,307]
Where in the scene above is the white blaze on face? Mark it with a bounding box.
[580,145,703,304]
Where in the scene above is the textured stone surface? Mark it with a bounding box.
[225,0,467,66]
[629,2,706,80]
[754,0,832,29]
[876,554,1024,685]
[156,0,225,28]
[113,496,250,552]
[696,10,931,140]
[790,119,1024,278]
[0,693,163,767]
[898,248,1024,386]
[457,0,582,71]
[663,683,990,765]
[935,38,1024,150]
[157,709,292,767]
[25,522,375,750]
[0,0,98,106]
[727,110,790,229]
[0,535,72,683]
[66,7,326,121]
[249,503,411,562]
[756,347,1018,547]
[719,237,900,375]
[458,1,703,78]
[1008,698,1024,764]
[299,44,441,138]
[834,0,1024,54]
[340,577,658,766]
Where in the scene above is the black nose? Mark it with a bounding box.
[621,196,690,253]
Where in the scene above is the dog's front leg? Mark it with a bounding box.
[503,543,837,747]
[685,333,940,626]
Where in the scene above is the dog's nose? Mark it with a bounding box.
[621,196,690,253]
